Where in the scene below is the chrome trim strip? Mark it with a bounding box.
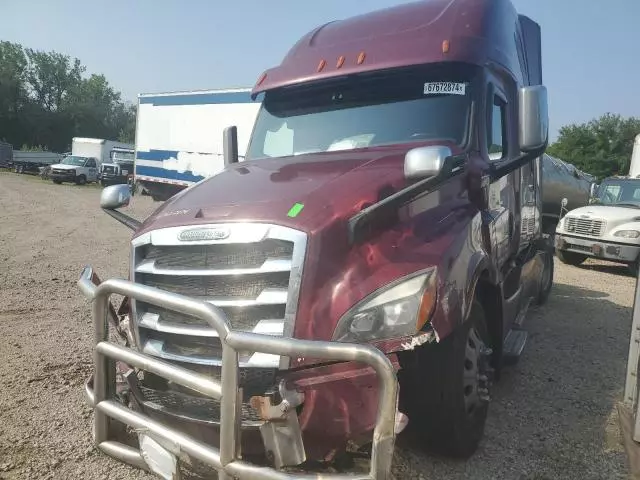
[206,289,288,307]
[139,313,285,338]
[135,258,293,276]
[142,339,280,368]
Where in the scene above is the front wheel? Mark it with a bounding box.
[398,300,493,458]
[556,250,587,266]
[75,174,86,185]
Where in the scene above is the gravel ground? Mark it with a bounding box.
[0,172,633,479]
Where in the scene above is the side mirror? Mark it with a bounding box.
[590,183,598,198]
[100,184,131,210]
[518,85,549,153]
[223,126,239,165]
[404,146,451,180]
[561,197,568,208]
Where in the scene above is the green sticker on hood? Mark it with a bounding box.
[287,203,304,218]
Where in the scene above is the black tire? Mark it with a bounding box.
[52,180,62,185]
[537,246,554,305]
[627,262,639,277]
[556,249,587,266]
[398,300,493,458]
[76,174,86,185]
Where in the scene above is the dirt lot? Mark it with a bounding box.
[0,172,634,479]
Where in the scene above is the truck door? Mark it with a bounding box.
[485,86,514,267]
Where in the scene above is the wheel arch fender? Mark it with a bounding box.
[466,251,504,373]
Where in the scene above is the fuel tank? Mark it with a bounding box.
[541,153,594,222]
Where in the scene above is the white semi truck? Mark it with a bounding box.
[555,133,640,274]
[132,88,262,201]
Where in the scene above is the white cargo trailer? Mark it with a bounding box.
[133,88,262,201]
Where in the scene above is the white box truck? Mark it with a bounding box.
[71,137,134,167]
[133,88,262,201]
[49,137,134,185]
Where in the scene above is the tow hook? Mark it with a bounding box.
[249,381,306,468]
[249,381,304,421]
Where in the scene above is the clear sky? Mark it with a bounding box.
[2,0,638,140]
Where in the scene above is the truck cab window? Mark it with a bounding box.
[247,65,477,161]
[488,95,507,160]
[87,159,96,168]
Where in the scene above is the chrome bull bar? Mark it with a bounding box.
[78,265,399,480]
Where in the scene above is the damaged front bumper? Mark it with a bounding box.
[78,265,400,479]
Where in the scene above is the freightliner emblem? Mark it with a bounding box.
[178,227,230,241]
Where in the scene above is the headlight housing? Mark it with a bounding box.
[614,230,640,239]
[332,268,437,343]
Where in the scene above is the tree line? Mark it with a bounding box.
[1,40,637,178]
[0,41,135,153]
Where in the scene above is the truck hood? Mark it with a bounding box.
[135,145,448,237]
[51,164,77,170]
[565,204,640,222]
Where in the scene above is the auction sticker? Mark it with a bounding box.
[423,82,466,95]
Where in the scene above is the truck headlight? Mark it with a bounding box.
[332,268,437,343]
[614,230,640,238]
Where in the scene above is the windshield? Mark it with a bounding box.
[596,179,640,207]
[111,151,134,163]
[246,65,475,160]
[61,156,87,166]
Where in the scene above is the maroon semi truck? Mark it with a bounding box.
[79,0,552,478]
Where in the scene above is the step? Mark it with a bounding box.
[502,328,528,366]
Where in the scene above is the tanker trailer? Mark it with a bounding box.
[541,154,594,235]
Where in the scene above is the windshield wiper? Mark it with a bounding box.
[614,203,640,209]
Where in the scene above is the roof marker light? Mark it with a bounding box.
[357,51,366,65]
[336,55,345,69]
[442,40,450,53]
[317,59,327,72]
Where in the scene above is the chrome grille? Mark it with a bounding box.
[520,217,536,236]
[140,303,286,330]
[131,223,307,371]
[140,271,290,299]
[565,216,605,237]
[145,240,293,270]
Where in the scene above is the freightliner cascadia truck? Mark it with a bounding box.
[78,0,552,478]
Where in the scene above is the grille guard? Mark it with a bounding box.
[78,265,399,480]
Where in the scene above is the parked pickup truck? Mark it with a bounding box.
[78,0,553,478]
[555,175,640,275]
[50,155,99,185]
